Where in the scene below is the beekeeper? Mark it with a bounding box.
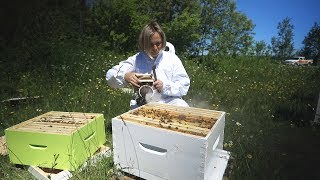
[106,21,190,108]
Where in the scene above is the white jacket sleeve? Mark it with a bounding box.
[162,56,190,97]
[106,56,135,89]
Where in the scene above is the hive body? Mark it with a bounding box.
[112,103,229,180]
[5,111,106,171]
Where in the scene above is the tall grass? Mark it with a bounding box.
[185,55,320,179]
[0,39,320,179]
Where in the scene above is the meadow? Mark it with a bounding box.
[1,38,320,179]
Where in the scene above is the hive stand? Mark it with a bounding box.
[0,136,7,156]
[28,145,111,180]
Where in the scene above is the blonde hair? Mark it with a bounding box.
[138,21,167,52]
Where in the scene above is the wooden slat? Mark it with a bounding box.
[22,123,80,131]
[130,111,215,129]
[34,117,88,124]
[119,103,224,136]
[33,121,86,126]
[31,122,84,127]
[11,113,50,129]
[0,136,7,156]
[10,111,98,132]
[119,114,209,137]
[130,106,218,124]
[47,111,100,117]
[146,102,223,113]
[28,145,111,179]
[14,127,72,134]
[146,103,222,117]
[13,122,81,134]
[121,114,210,132]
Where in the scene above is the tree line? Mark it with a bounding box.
[1,0,319,61]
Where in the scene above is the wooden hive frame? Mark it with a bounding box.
[10,111,100,135]
[118,103,223,137]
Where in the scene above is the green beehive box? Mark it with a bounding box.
[5,111,106,171]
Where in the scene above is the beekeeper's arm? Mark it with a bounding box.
[161,57,190,97]
[106,56,135,89]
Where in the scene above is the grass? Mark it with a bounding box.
[1,38,320,179]
[186,56,320,179]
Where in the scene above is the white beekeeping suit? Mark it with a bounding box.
[106,42,189,108]
[165,42,175,54]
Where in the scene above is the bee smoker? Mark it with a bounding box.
[135,74,154,106]
[135,66,158,106]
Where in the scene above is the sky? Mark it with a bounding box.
[235,0,320,50]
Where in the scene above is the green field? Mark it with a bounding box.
[1,39,320,179]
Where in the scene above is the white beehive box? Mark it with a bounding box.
[112,103,229,180]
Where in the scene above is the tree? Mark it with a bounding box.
[196,0,254,56]
[89,0,254,56]
[271,17,294,59]
[254,40,271,57]
[302,22,320,64]
[90,0,139,52]
[138,0,202,55]
[90,0,202,54]
[1,0,84,45]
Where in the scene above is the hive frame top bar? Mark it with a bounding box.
[118,102,225,137]
[145,102,224,114]
[7,111,103,134]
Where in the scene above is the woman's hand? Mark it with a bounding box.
[124,72,140,88]
[153,80,163,92]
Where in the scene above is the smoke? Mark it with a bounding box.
[190,99,212,109]
[188,93,214,110]
[144,88,214,110]
[145,90,163,103]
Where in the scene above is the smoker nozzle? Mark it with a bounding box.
[152,65,157,81]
